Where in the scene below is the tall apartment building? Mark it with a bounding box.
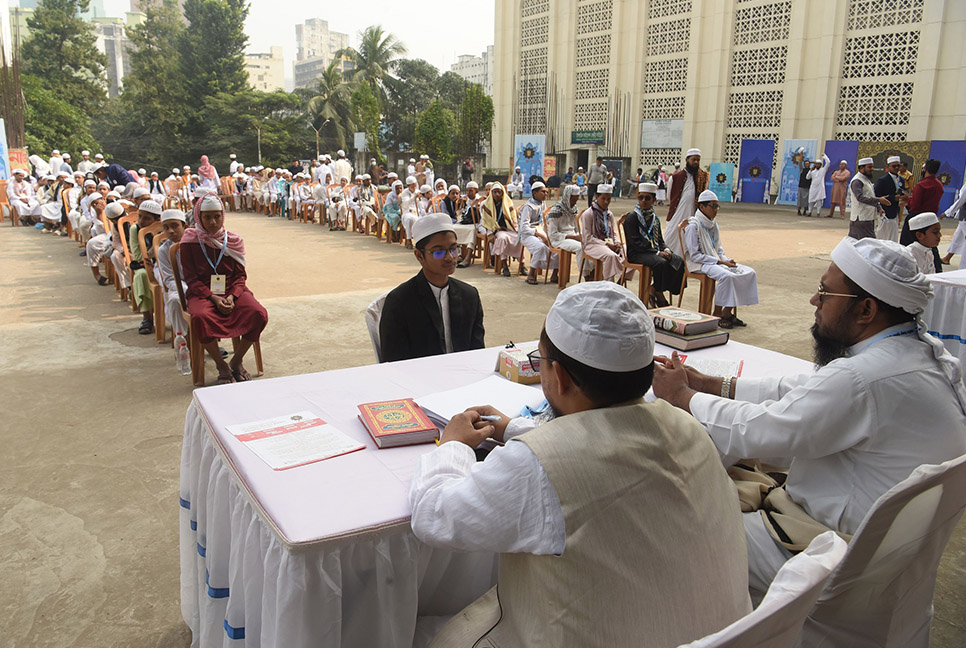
[492,0,966,175]
[92,13,145,98]
[293,18,351,89]
[450,45,495,96]
[245,46,285,92]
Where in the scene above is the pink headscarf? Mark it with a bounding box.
[198,155,218,180]
[181,195,246,265]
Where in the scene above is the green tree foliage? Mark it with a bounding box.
[20,73,99,154]
[351,82,383,163]
[383,58,439,152]
[414,100,456,165]
[202,89,313,169]
[21,0,107,108]
[337,25,406,108]
[94,0,188,167]
[456,84,494,157]
[180,0,249,105]
[437,71,469,114]
[303,61,355,151]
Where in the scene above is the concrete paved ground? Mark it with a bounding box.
[0,199,963,646]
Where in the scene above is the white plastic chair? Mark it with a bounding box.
[800,454,966,648]
[365,293,389,363]
[677,532,847,648]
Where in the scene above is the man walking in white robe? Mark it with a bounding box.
[806,154,830,217]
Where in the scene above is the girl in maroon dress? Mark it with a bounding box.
[180,194,268,384]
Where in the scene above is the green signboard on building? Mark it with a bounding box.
[571,130,605,145]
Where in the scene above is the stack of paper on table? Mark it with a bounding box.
[415,375,546,429]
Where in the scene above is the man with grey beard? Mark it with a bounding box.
[653,236,966,599]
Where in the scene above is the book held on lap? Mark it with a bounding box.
[357,399,439,448]
[225,411,365,470]
[649,307,721,335]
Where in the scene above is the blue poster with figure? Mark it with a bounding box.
[0,118,9,181]
[927,140,966,214]
[776,139,817,205]
[709,163,734,203]
[738,139,774,203]
[822,141,859,208]
[513,134,545,198]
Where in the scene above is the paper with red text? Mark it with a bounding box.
[226,411,365,470]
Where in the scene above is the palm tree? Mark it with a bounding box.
[302,61,355,150]
[337,25,407,108]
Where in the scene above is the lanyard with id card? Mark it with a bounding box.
[202,234,229,295]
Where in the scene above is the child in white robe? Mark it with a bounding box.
[905,212,942,275]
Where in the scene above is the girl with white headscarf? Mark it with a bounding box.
[382,180,403,240]
[683,190,758,327]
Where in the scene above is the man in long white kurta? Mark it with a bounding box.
[654,236,966,599]
[806,154,830,217]
[411,282,751,648]
[665,149,708,257]
[517,182,558,284]
[400,177,420,247]
[7,169,42,223]
[941,177,966,268]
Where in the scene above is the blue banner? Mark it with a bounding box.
[0,118,9,181]
[513,134,546,198]
[822,141,859,208]
[738,139,774,204]
[709,163,734,203]
[927,140,966,214]
[777,139,817,205]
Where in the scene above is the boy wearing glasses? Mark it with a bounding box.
[379,214,485,362]
[684,190,759,328]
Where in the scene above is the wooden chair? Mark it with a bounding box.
[541,204,571,289]
[677,221,716,315]
[170,242,264,387]
[163,179,182,209]
[616,213,653,303]
[115,213,138,309]
[138,223,167,344]
[60,187,74,239]
[218,177,237,211]
[0,179,7,224]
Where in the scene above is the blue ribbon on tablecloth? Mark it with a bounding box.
[224,619,245,640]
[928,331,966,344]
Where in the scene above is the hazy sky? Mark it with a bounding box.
[20,0,497,88]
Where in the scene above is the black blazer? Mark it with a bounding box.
[874,173,904,220]
[622,210,667,258]
[379,271,485,363]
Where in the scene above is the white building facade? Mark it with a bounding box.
[450,45,495,96]
[245,46,285,92]
[293,18,351,89]
[492,0,966,174]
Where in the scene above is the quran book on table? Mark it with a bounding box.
[357,398,439,448]
[649,307,721,335]
[655,328,729,351]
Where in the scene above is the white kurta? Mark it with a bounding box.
[400,189,419,239]
[943,180,966,261]
[684,219,759,307]
[907,241,937,274]
[334,159,353,183]
[7,179,42,216]
[807,155,830,203]
[688,323,966,590]
[517,199,557,270]
[666,173,695,257]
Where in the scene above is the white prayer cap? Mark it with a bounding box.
[198,194,223,212]
[94,153,104,159]
[106,190,120,198]
[362,173,371,180]
[406,175,417,185]
[139,200,162,215]
[105,202,125,218]
[907,212,939,231]
[172,168,179,174]
[840,160,848,165]
[229,153,236,159]
[420,184,432,193]
[545,282,654,372]
[435,178,446,186]
[191,174,200,179]
[597,184,614,194]
[81,150,90,156]
[133,187,150,198]
[515,165,521,170]
[858,157,873,166]
[138,168,146,175]
[74,170,84,177]
[150,171,159,176]
[887,155,901,164]
[12,168,25,175]
[355,174,363,180]
[337,149,345,157]
[577,166,584,171]
[63,176,75,185]
[193,186,212,199]
[84,179,96,187]
[638,182,658,194]
[530,181,546,191]
[674,162,681,167]
[830,237,933,314]
[466,181,479,189]
[387,171,398,178]
[98,181,110,188]
[686,148,701,157]
[63,153,71,159]
[391,180,403,190]
[448,184,460,193]
[183,165,191,170]
[409,158,416,162]
[421,154,429,159]
[56,171,69,178]
[413,213,456,246]
[698,189,718,202]
[52,149,60,155]
[161,209,186,223]
[244,167,251,172]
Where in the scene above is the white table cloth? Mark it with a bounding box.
[924,269,966,369]
[180,342,812,647]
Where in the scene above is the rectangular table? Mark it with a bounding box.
[180,341,813,647]
[924,269,966,369]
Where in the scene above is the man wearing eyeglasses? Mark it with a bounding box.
[378,214,485,363]
[410,282,750,647]
[653,236,966,600]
